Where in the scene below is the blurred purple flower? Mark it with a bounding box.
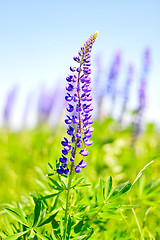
[107,51,122,97]
[3,85,18,127]
[119,64,134,123]
[136,47,151,135]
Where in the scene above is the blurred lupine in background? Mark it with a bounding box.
[134,47,151,136]
[93,53,104,119]
[37,83,66,127]
[106,51,122,115]
[37,86,56,124]
[0,48,151,131]
[119,63,134,123]
[3,85,19,128]
[21,91,33,128]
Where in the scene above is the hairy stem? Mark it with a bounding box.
[63,162,74,240]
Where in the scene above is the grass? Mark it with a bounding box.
[0,118,160,239]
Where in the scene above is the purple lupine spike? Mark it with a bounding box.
[38,86,56,124]
[119,64,134,123]
[106,51,122,115]
[3,85,18,127]
[136,47,151,135]
[107,51,122,95]
[57,32,98,175]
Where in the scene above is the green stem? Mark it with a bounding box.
[63,163,74,240]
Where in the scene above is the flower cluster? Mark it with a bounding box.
[57,32,98,175]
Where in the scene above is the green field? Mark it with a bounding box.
[0,119,160,239]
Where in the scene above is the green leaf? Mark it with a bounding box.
[47,173,54,177]
[71,177,84,189]
[107,181,132,200]
[74,220,83,234]
[4,215,13,235]
[49,178,64,190]
[77,184,91,188]
[27,213,34,228]
[5,208,28,227]
[38,211,58,227]
[48,162,53,170]
[51,219,59,229]
[17,202,28,226]
[41,191,62,200]
[132,160,154,186]
[33,200,42,227]
[60,218,63,237]
[4,230,29,240]
[67,216,72,238]
[103,203,138,209]
[97,178,105,202]
[99,210,121,219]
[105,176,112,198]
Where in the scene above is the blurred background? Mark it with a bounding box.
[0,0,160,129]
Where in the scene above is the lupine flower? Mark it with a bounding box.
[106,51,122,96]
[106,51,122,116]
[136,47,151,135]
[93,53,104,119]
[119,64,134,123]
[38,87,55,123]
[3,85,18,127]
[57,32,98,175]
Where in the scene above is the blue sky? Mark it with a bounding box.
[0,0,160,127]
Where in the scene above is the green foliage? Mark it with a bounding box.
[0,118,160,239]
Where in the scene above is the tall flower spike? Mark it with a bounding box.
[134,47,151,136]
[57,32,98,175]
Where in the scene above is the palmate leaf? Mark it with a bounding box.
[4,230,29,240]
[5,208,28,227]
